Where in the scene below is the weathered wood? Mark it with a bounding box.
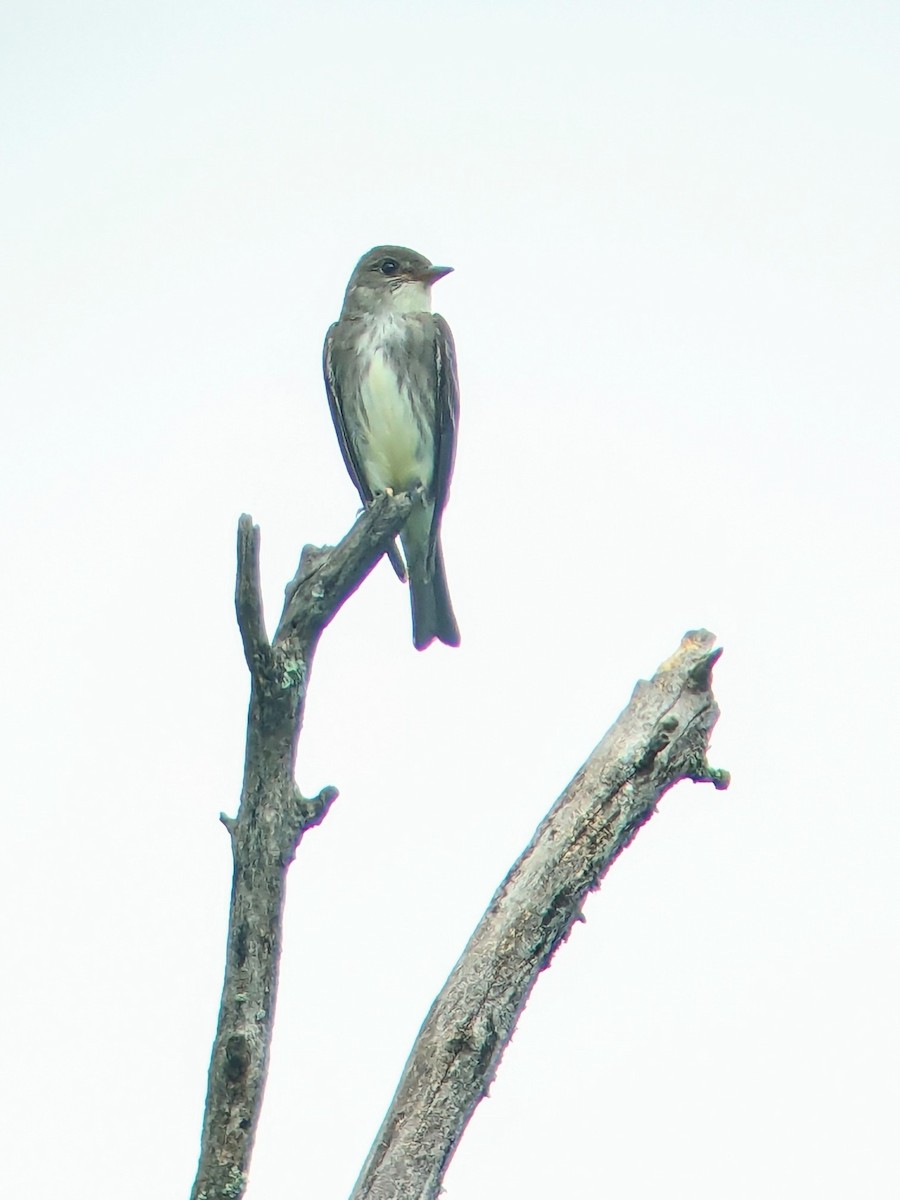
[349,630,728,1200]
[191,492,414,1200]
[192,493,728,1200]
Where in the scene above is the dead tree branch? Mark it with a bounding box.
[349,630,728,1200]
[192,491,727,1200]
[191,492,414,1200]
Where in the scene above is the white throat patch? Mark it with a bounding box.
[390,280,432,314]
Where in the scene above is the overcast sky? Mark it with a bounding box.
[3,2,899,1197]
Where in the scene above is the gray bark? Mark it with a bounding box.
[191,493,414,1200]
[349,630,728,1200]
[189,496,728,1200]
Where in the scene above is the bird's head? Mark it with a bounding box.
[341,245,453,317]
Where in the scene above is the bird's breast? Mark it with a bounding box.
[355,323,435,495]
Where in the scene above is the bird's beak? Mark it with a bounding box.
[416,264,453,284]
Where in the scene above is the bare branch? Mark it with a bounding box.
[200,493,728,1200]
[234,515,269,673]
[350,630,728,1200]
[275,491,414,645]
[191,496,411,1200]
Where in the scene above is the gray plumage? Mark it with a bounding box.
[323,245,460,649]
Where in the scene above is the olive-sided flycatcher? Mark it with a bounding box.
[323,245,460,650]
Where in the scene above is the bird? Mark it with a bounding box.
[323,245,460,650]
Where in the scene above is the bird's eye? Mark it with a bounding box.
[380,258,399,276]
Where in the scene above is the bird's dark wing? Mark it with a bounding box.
[428,313,460,569]
[323,321,407,581]
[323,322,371,505]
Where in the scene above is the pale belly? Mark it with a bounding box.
[358,349,435,494]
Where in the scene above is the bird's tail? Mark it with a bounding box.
[406,535,460,651]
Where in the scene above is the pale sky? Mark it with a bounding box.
[3,3,899,1197]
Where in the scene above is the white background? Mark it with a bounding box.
[3,3,898,1196]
